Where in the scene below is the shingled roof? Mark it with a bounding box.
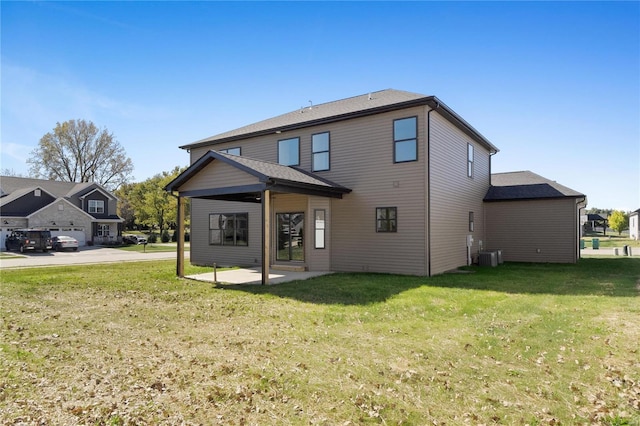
[484,171,585,201]
[181,89,498,154]
[0,176,107,199]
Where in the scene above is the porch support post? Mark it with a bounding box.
[261,189,270,285]
[176,195,185,278]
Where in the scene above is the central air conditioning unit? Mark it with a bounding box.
[478,251,497,267]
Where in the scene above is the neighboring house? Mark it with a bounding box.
[0,176,124,246]
[585,213,608,234]
[630,209,640,240]
[484,171,586,263]
[166,89,585,282]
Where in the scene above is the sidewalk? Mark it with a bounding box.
[0,246,187,269]
[580,247,637,256]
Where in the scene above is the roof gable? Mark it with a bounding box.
[166,150,351,200]
[27,197,95,221]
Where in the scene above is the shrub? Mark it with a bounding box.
[147,233,158,243]
[184,232,190,242]
[171,230,178,242]
[161,230,171,243]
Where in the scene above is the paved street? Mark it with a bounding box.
[0,246,186,269]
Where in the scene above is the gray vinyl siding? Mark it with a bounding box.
[429,112,491,275]
[187,107,428,275]
[484,198,579,263]
[307,196,331,271]
[327,107,427,275]
[190,198,262,267]
[179,160,259,191]
[184,105,503,275]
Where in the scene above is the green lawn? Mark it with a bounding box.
[582,236,640,249]
[1,259,638,424]
[115,242,190,253]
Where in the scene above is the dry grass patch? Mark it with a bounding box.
[1,259,639,425]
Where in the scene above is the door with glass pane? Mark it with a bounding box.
[276,213,304,261]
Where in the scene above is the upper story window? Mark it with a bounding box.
[88,200,105,214]
[278,137,300,166]
[394,117,417,163]
[467,143,474,178]
[220,147,241,156]
[312,132,330,171]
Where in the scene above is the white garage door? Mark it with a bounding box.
[51,230,86,246]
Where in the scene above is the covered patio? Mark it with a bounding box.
[165,150,351,284]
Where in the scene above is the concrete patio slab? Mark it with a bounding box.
[186,267,333,285]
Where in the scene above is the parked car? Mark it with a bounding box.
[5,229,53,253]
[52,236,79,251]
[123,235,147,245]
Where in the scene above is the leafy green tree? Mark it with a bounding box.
[28,119,133,190]
[129,167,189,232]
[114,182,137,230]
[608,210,628,235]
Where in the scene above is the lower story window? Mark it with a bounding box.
[376,207,397,232]
[210,213,248,246]
[98,224,110,237]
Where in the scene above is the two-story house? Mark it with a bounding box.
[166,89,501,281]
[0,176,124,246]
[166,89,586,283]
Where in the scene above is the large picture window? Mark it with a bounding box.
[88,200,105,214]
[394,117,417,163]
[312,132,330,171]
[376,207,397,232]
[209,213,248,246]
[278,137,300,166]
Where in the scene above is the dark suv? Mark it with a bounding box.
[5,229,53,253]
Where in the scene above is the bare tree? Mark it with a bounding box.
[28,119,133,190]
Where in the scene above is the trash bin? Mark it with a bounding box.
[613,248,619,256]
[580,239,585,249]
[592,238,599,250]
[623,245,628,256]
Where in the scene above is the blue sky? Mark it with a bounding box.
[2,1,639,210]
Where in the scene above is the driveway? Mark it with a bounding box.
[0,246,186,269]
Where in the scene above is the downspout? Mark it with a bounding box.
[427,104,439,277]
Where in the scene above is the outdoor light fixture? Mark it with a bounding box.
[3,220,8,224]
[70,221,74,226]
[52,222,56,225]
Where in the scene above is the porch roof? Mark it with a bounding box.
[165,150,352,201]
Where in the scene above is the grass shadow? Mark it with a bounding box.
[215,258,640,305]
[215,272,429,305]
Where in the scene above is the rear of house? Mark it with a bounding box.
[167,89,585,279]
[167,89,498,277]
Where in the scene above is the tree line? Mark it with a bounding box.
[22,118,188,236]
